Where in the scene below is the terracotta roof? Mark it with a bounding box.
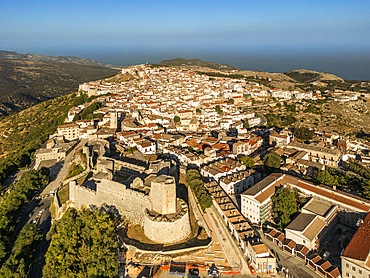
[342,211,370,262]
[326,266,341,278]
[282,238,297,249]
[255,185,276,203]
[316,260,332,271]
[307,254,322,264]
[251,243,269,254]
[273,231,285,242]
[295,244,309,255]
[294,179,370,212]
[265,228,277,238]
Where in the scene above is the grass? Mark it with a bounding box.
[66,163,85,179]
[58,185,70,205]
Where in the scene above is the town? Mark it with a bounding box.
[33,64,370,278]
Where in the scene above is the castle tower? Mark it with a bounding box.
[110,111,117,129]
[149,175,176,215]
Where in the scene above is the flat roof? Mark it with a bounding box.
[242,173,283,196]
[303,198,335,217]
[286,213,316,232]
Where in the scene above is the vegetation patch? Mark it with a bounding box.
[0,168,49,261]
[0,223,42,277]
[43,207,119,278]
[66,163,85,179]
[186,169,212,211]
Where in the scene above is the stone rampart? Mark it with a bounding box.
[187,187,212,237]
[114,159,146,173]
[69,178,150,224]
[143,208,191,244]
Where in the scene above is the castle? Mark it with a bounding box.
[63,138,192,244]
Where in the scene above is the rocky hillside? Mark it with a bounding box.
[159,58,370,93]
[285,69,345,83]
[0,50,118,116]
[157,58,238,71]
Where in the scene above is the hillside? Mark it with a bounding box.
[157,58,238,71]
[0,93,87,185]
[0,50,118,116]
[157,58,370,93]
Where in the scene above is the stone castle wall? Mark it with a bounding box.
[143,210,191,244]
[69,178,150,225]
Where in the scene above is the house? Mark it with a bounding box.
[57,123,80,141]
[240,173,370,225]
[286,141,341,167]
[285,213,326,250]
[247,241,277,274]
[341,211,370,278]
[285,198,337,251]
[269,132,291,147]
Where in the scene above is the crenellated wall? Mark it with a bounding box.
[69,178,151,224]
[143,208,191,244]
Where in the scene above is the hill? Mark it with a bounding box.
[0,50,118,116]
[157,58,238,71]
[0,92,87,185]
[157,58,370,93]
[285,69,344,84]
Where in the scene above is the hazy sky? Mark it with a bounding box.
[1,0,370,79]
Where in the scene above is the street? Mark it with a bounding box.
[258,231,321,278]
[204,207,250,274]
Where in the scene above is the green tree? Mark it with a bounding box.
[43,208,118,278]
[294,127,314,141]
[243,120,250,129]
[263,152,282,169]
[316,169,337,187]
[186,169,212,211]
[0,223,42,277]
[196,108,201,114]
[173,115,181,123]
[282,114,297,126]
[362,180,370,199]
[271,187,298,230]
[215,105,223,115]
[238,155,255,169]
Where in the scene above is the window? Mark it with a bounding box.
[359,270,362,274]
[345,273,349,277]
[352,266,355,271]
[345,263,349,268]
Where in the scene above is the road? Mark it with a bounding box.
[28,197,52,278]
[27,143,79,278]
[204,206,251,275]
[258,230,321,278]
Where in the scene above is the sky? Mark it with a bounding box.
[1,0,370,80]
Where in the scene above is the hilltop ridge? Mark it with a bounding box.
[0,50,118,116]
[157,58,238,71]
[157,58,370,92]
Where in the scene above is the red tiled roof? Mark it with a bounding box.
[342,211,370,262]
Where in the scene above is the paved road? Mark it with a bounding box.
[204,206,251,275]
[27,142,81,278]
[258,231,321,278]
[28,197,52,278]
